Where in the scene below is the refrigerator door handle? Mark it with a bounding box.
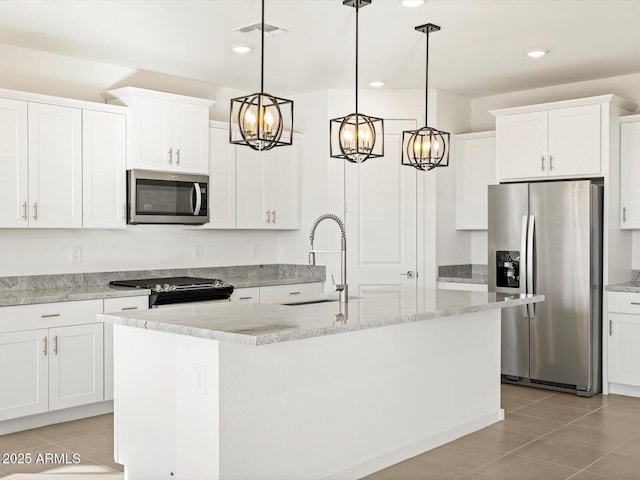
[521,215,529,318]
[527,214,535,318]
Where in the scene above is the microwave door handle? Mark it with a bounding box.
[193,183,202,215]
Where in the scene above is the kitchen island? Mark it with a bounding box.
[100,288,543,480]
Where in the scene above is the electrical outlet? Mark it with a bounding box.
[251,243,260,257]
[193,245,203,260]
[70,246,82,263]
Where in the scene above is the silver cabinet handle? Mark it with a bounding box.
[121,306,138,311]
[33,202,38,220]
[623,207,628,223]
[41,313,60,318]
[272,210,276,224]
[43,336,48,356]
[289,291,301,295]
[23,202,27,220]
[609,319,613,336]
[630,302,640,305]
[541,155,545,171]
[53,335,58,355]
[266,210,271,224]
[238,296,253,300]
[549,155,554,170]
[176,149,180,165]
[168,148,173,164]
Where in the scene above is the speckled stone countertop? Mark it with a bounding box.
[437,264,488,284]
[605,271,640,293]
[100,289,544,346]
[0,264,325,307]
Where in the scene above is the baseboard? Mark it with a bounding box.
[323,410,503,480]
[0,401,113,435]
[608,383,640,398]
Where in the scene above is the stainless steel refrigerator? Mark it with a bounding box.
[488,180,603,397]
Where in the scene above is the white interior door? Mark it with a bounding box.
[345,119,419,296]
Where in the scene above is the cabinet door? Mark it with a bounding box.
[608,313,640,386]
[235,147,269,228]
[497,111,547,180]
[620,121,640,229]
[259,283,323,304]
[48,323,104,411]
[207,127,236,228]
[548,104,601,177]
[0,98,28,227]
[455,133,496,230]
[229,287,260,303]
[0,329,48,421]
[130,96,172,170]
[28,103,82,228]
[268,142,299,229]
[172,102,209,174]
[82,110,127,228]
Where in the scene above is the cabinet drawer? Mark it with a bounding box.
[0,299,103,333]
[608,291,640,314]
[230,287,260,303]
[259,283,323,304]
[104,296,149,313]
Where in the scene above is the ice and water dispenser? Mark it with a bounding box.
[496,251,520,288]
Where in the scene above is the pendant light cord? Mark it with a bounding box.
[261,0,265,93]
[355,3,359,119]
[424,29,429,125]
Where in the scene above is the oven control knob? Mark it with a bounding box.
[213,279,223,287]
[155,284,163,292]
[164,283,172,291]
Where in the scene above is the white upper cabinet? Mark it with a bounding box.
[207,126,237,229]
[103,87,214,174]
[620,116,640,229]
[28,103,83,228]
[235,135,300,230]
[454,131,496,230]
[82,110,127,229]
[492,96,634,182]
[0,98,28,227]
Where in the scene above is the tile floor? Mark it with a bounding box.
[0,385,638,479]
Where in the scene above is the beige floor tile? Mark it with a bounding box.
[516,401,591,423]
[501,395,534,413]
[568,471,623,480]
[513,438,607,469]
[88,413,114,428]
[416,441,505,471]
[540,392,615,411]
[0,431,52,453]
[459,473,501,480]
[0,445,103,475]
[476,453,578,480]
[614,435,640,459]
[458,427,536,452]
[500,384,555,401]
[56,430,122,473]
[609,394,640,405]
[599,401,640,419]
[362,458,469,480]
[547,423,635,451]
[494,412,564,436]
[29,418,109,444]
[573,410,640,437]
[586,452,640,480]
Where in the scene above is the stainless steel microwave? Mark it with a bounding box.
[127,170,209,225]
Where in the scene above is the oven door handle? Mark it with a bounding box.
[193,183,202,216]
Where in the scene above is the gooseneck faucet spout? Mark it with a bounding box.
[309,214,348,303]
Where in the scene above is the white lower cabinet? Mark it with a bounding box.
[229,287,260,303]
[259,283,323,304]
[103,296,149,401]
[608,291,640,388]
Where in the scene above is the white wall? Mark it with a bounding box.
[468,71,640,270]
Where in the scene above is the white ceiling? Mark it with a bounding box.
[0,0,639,98]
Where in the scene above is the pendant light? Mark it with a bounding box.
[230,0,293,151]
[330,0,384,163]
[401,23,449,171]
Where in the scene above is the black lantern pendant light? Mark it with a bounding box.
[330,0,384,163]
[401,23,449,171]
[230,0,293,151]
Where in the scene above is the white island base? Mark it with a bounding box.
[113,308,503,480]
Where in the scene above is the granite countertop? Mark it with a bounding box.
[0,264,325,307]
[437,264,488,285]
[605,282,640,293]
[100,288,544,346]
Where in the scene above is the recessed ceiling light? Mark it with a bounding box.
[527,49,548,58]
[232,45,252,54]
[401,0,425,7]
[370,81,385,88]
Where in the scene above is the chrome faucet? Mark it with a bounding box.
[309,214,348,304]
